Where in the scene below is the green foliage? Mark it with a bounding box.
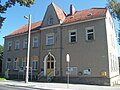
[107,0,120,20]
[0,45,3,61]
[107,0,120,44]
[0,0,35,29]
[0,77,6,80]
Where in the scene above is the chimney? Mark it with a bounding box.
[70,4,75,15]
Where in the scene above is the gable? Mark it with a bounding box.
[41,3,66,27]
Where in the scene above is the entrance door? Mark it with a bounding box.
[46,54,54,76]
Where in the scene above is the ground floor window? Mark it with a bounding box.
[6,58,11,70]
[32,55,38,70]
[13,58,19,70]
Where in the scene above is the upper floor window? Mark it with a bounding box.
[48,17,53,25]
[6,58,11,70]
[86,26,95,41]
[33,36,38,48]
[15,40,20,49]
[7,41,12,51]
[46,33,54,45]
[23,39,27,49]
[69,30,77,43]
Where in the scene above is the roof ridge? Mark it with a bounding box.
[51,2,66,21]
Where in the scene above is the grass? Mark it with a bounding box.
[0,78,6,80]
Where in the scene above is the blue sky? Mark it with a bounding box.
[1,0,120,55]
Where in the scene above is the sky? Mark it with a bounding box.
[0,0,120,55]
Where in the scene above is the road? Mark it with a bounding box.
[0,85,49,90]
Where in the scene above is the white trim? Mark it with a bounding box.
[13,58,19,70]
[69,29,77,43]
[7,41,12,51]
[6,58,11,70]
[62,17,105,26]
[15,40,20,49]
[23,38,27,48]
[85,26,95,41]
[33,36,38,47]
[46,33,54,45]
[40,24,61,30]
[5,29,40,39]
[43,52,56,76]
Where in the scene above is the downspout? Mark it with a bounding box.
[60,25,63,78]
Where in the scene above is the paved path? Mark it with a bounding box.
[0,80,120,90]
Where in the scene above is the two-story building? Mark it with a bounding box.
[3,3,120,86]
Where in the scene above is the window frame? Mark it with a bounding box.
[7,41,12,51]
[23,38,28,49]
[6,58,11,70]
[46,33,54,45]
[15,40,20,50]
[48,17,53,25]
[33,36,38,48]
[21,58,26,70]
[85,26,95,41]
[13,58,19,70]
[69,30,77,43]
[32,56,38,70]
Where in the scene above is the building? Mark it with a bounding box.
[3,3,120,86]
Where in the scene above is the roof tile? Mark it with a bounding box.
[64,8,107,24]
[6,21,42,37]
[5,3,107,38]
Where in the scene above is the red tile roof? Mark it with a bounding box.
[5,3,107,38]
[6,21,42,37]
[52,3,66,22]
[64,8,107,24]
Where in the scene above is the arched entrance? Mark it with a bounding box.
[43,52,56,76]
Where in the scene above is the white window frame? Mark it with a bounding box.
[20,58,26,70]
[7,41,12,51]
[32,60,38,70]
[15,40,20,49]
[85,26,95,41]
[69,30,77,43]
[23,39,27,48]
[46,33,54,45]
[33,36,38,47]
[6,58,11,70]
[13,58,19,70]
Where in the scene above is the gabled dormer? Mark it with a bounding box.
[41,3,66,27]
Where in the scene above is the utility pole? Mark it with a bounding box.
[24,14,31,83]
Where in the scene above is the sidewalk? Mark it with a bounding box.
[0,80,120,90]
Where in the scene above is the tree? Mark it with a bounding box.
[107,0,120,20]
[0,0,35,29]
[0,45,3,60]
[107,0,120,44]
[0,45,3,72]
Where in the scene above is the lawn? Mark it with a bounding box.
[0,78,6,80]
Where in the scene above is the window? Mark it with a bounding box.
[33,36,38,47]
[15,40,20,49]
[8,41,12,51]
[13,58,19,70]
[32,56,38,70]
[6,58,11,70]
[46,34,54,45]
[21,57,26,70]
[23,39,27,48]
[48,17,53,25]
[86,27,95,40]
[83,68,91,75]
[69,30,77,43]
